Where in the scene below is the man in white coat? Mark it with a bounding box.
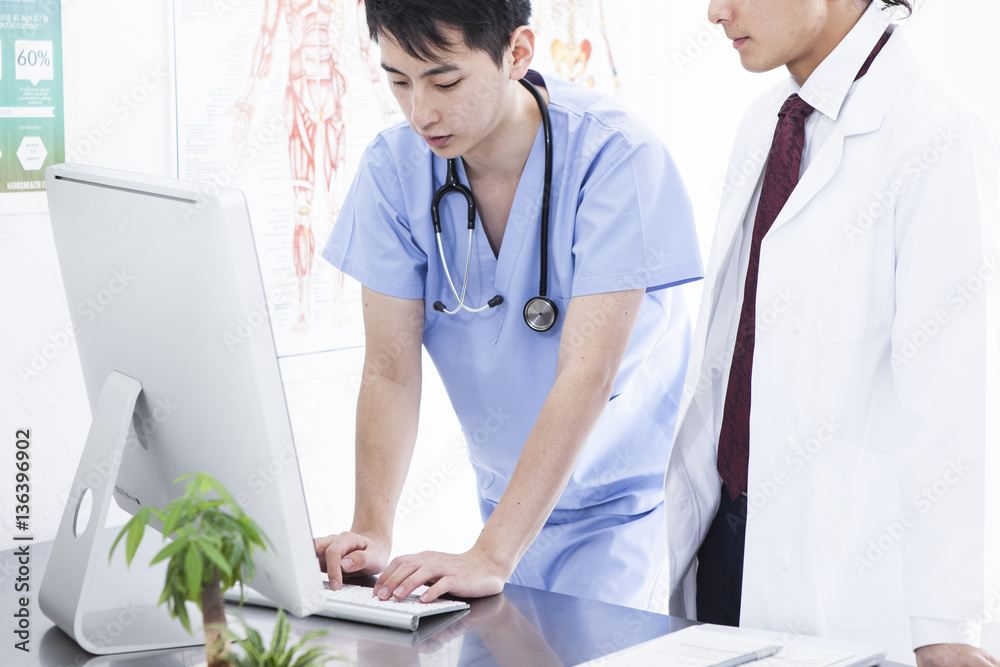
[663,0,1000,664]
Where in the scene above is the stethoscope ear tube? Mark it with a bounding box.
[521,77,554,308]
[431,158,476,234]
[518,78,556,333]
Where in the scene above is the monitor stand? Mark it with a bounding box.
[39,371,202,654]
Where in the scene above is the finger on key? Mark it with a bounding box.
[375,557,420,600]
[324,533,366,590]
[419,576,455,603]
[394,566,439,601]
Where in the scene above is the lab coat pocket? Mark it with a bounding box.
[814,438,906,630]
[818,217,895,343]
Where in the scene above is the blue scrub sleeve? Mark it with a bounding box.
[571,137,702,297]
[322,137,428,300]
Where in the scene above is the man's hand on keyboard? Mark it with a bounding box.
[314,531,390,590]
[373,546,507,603]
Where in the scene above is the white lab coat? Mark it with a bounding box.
[663,30,1000,663]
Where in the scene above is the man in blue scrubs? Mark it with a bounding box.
[315,0,702,609]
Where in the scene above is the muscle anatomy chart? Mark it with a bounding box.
[175,0,397,356]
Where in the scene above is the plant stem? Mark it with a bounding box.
[202,569,230,667]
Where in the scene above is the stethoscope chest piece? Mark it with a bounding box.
[523,296,558,333]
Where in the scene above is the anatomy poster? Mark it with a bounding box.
[532,0,620,90]
[174,0,399,357]
[530,0,671,116]
[0,0,64,210]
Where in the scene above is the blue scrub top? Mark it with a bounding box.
[324,73,702,520]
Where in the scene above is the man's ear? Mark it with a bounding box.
[508,25,535,80]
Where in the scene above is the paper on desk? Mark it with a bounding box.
[580,626,869,667]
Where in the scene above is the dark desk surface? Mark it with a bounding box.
[4,536,906,666]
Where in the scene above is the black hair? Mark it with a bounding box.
[364,0,533,67]
[878,0,914,17]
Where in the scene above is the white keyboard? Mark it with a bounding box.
[317,584,468,630]
[227,582,469,632]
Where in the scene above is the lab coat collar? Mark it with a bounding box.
[769,29,913,234]
[796,0,893,122]
[700,8,912,310]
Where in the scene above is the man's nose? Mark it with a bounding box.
[708,0,733,25]
[410,86,441,130]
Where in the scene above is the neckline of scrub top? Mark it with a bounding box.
[452,118,548,325]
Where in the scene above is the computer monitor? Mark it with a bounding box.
[40,163,327,654]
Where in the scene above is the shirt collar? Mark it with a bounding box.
[795,1,893,121]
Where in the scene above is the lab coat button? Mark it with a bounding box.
[789,316,801,334]
[783,436,795,454]
[777,550,791,570]
[821,115,829,123]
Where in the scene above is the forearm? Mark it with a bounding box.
[475,365,616,570]
[350,288,425,545]
[475,289,645,571]
[351,369,421,544]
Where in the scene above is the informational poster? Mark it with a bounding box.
[530,0,671,117]
[533,0,622,92]
[0,0,63,210]
[173,0,399,357]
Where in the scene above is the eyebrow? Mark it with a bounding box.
[381,63,461,78]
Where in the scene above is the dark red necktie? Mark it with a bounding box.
[715,31,890,501]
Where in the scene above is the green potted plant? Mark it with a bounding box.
[226,608,333,667]
[110,472,334,667]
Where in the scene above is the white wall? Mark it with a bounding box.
[2,1,998,569]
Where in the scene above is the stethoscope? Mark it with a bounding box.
[431,77,557,333]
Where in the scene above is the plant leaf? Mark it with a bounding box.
[208,475,238,508]
[292,631,329,648]
[157,582,172,607]
[174,592,191,633]
[109,508,150,565]
[201,541,233,578]
[271,608,290,656]
[150,535,188,565]
[291,646,332,667]
[124,516,147,564]
[108,518,133,563]
[109,527,126,558]
[198,473,213,496]
[244,624,264,652]
[161,504,183,539]
[185,542,203,601]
